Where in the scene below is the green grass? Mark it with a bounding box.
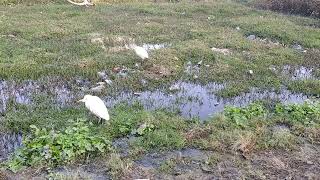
[2,96,320,175]
[1,1,320,177]
[190,101,320,152]
[0,1,319,96]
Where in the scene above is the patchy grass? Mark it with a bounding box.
[190,101,320,153]
[2,100,320,178]
[132,111,187,150]
[287,80,320,96]
[0,1,319,96]
[158,158,177,174]
[105,153,132,179]
[254,0,320,18]
[1,0,320,178]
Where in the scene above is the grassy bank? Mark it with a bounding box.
[0,1,319,96]
[1,101,319,178]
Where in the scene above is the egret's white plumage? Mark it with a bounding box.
[79,95,110,123]
[127,44,149,60]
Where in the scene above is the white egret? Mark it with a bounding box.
[126,44,149,60]
[78,95,110,123]
[66,0,94,6]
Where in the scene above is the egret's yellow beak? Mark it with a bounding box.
[78,99,84,103]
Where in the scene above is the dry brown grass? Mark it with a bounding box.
[232,131,257,156]
[255,0,320,18]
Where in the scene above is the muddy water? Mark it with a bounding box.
[104,81,308,120]
[280,65,316,80]
[0,132,22,161]
[0,80,80,114]
[0,80,310,120]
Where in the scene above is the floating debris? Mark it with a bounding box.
[112,67,122,73]
[269,66,277,72]
[90,82,106,93]
[140,79,148,86]
[75,77,91,87]
[104,79,113,85]
[134,92,142,96]
[118,71,128,78]
[247,35,256,41]
[211,47,231,55]
[169,84,180,91]
[292,44,307,53]
[97,71,107,79]
[112,66,131,78]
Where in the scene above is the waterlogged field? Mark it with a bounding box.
[0,0,319,179]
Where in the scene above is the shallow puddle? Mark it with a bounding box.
[0,132,22,161]
[135,148,209,168]
[104,82,309,120]
[0,80,310,120]
[280,65,316,80]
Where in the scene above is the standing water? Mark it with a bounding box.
[0,80,312,162]
[104,81,309,120]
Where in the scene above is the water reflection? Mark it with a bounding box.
[105,82,309,120]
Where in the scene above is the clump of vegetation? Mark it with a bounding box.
[105,153,132,179]
[287,80,320,96]
[255,0,320,18]
[224,102,267,128]
[133,111,187,150]
[267,127,297,150]
[275,101,320,125]
[158,158,177,174]
[6,119,111,172]
[106,103,148,138]
[192,101,320,153]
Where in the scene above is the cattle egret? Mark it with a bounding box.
[66,0,94,6]
[78,95,110,123]
[127,44,149,60]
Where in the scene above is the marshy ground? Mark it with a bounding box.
[0,0,319,179]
